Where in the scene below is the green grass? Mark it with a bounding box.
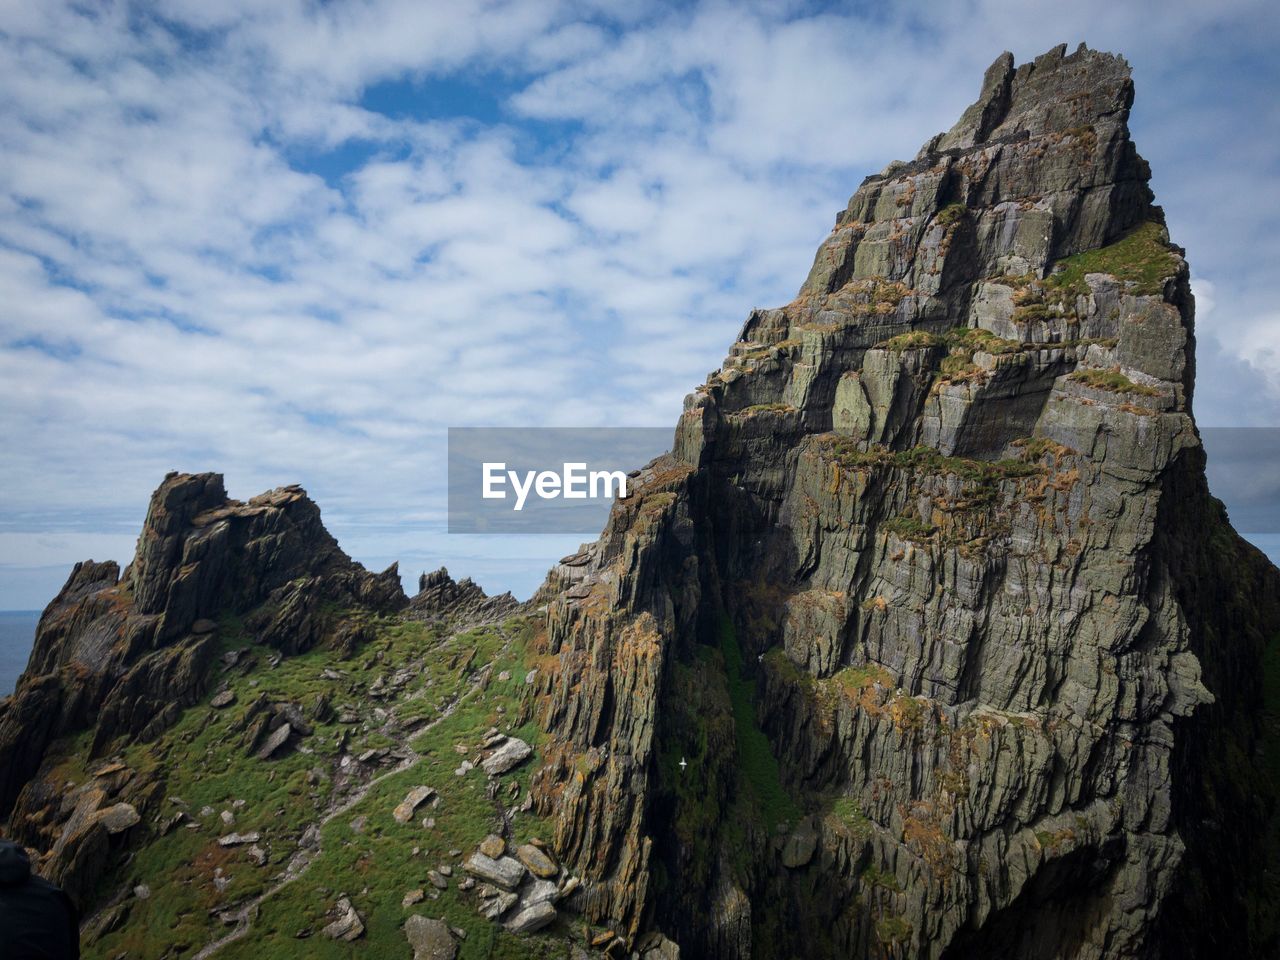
[943,326,1022,355]
[875,915,912,946]
[86,614,563,960]
[717,616,800,832]
[860,865,902,893]
[821,439,1042,485]
[934,202,967,228]
[1068,367,1162,397]
[1012,436,1076,463]
[883,515,936,542]
[830,797,873,839]
[875,330,942,352]
[933,327,1024,384]
[1046,221,1179,298]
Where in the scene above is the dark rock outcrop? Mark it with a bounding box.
[410,567,518,627]
[0,471,405,894]
[525,44,1280,959]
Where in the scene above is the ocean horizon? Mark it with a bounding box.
[0,610,39,697]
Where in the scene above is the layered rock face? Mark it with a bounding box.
[528,44,1280,959]
[0,472,404,896]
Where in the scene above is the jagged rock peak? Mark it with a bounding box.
[933,43,1133,153]
[410,565,518,626]
[0,471,405,820]
[775,42,1153,320]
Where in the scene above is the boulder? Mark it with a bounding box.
[480,890,519,920]
[478,834,505,858]
[519,879,559,907]
[481,737,532,776]
[394,785,436,823]
[254,722,293,760]
[404,915,457,960]
[514,843,558,879]
[503,900,557,934]
[464,853,526,890]
[210,689,236,708]
[93,803,140,834]
[218,832,260,847]
[322,897,364,941]
[780,825,818,869]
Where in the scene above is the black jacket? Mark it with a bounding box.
[0,841,80,960]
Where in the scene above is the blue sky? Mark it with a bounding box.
[2,0,1279,608]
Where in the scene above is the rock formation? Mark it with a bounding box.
[411,567,518,626]
[524,43,1280,959]
[0,43,1277,960]
[0,472,405,897]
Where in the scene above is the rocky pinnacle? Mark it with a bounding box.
[525,43,1280,959]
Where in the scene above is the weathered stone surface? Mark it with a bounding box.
[481,737,532,776]
[393,785,435,823]
[254,722,293,760]
[93,803,140,835]
[464,853,526,890]
[480,890,519,920]
[514,843,558,879]
[521,43,1280,960]
[409,567,517,627]
[0,41,1277,960]
[0,469,407,861]
[322,897,364,941]
[478,834,505,858]
[518,879,559,908]
[210,689,236,709]
[404,915,457,960]
[779,826,817,869]
[217,832,260,847]
[503,899,557,934]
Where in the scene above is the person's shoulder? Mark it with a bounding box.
[22,873,68,898]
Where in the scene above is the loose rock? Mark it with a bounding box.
[463,853,526,890]
[514,843,558,879]
[481,738,532,777]
[393,785,436,823]
[404,915,457,960]
[322,897,364,941]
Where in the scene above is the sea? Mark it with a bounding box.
[0,610,40,697]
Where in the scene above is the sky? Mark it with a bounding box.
[1,0,1279,609]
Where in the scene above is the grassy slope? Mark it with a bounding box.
[86,613,574,960]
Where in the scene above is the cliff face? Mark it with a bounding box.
[527,44,1280,959]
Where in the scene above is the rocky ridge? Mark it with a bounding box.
[0,471,405,902]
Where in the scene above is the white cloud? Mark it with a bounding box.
[0,0,1278,607]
